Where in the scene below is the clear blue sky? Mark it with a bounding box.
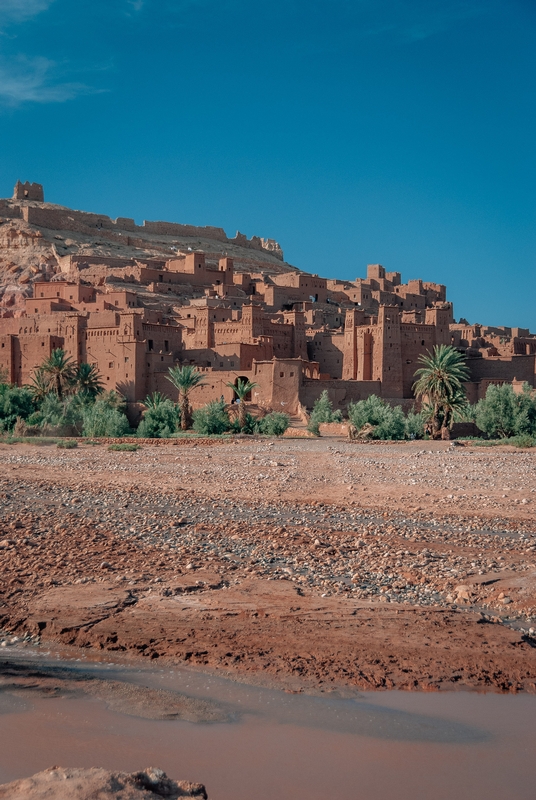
[0,0,534,329]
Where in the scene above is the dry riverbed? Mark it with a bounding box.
[1,437,535,693]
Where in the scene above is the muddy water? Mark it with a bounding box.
[1,649,535,800]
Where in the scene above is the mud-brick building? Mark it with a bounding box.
[342,305,452,397]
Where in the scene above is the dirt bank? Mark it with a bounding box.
[1,439,535,693]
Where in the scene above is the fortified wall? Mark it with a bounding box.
[16,203,283,260]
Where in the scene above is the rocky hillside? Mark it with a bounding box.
[0,182,295,317]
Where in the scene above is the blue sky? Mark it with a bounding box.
[0,0,534,329]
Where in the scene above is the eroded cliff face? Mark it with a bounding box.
[0,766,208,800]
[0,186,288,318]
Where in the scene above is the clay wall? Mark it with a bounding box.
[299,379,382,411]
[151,361,297,412]
[400,323,437,396]
[4,332,64,385]
[367,264,386,281]
[395,291,426,310]
[26,299,72,315]
[306,331,345,379]
[141,221,227,239]
[466,355,535,387]
[0,200,22,220]
[0,335,14,382]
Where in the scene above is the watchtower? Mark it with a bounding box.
[13,181,44,202]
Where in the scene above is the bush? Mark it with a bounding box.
[257,411,290,436]
[231,411,257,435]
[506,434,535,448]
[192,400,232,435]
[405,410,425,439]
[82,393,130,438]
[348,395,406,440]
[476,383,536,439]
[35,393,84,435]
[307,390,342,434]
[108,443,140,451]
[137,399,180,438]
[0,383,34,432]
[57,439,78,449]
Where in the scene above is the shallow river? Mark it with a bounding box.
[1,648,535,799]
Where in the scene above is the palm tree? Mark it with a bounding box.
[413,345,469,438]
[226,378,258,431]
[144,391,166,410]
[28,367,51,404]
[73,362,104,400]
[40,349,75,400]
[167,365,206,430]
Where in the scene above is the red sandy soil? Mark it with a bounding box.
[1,438,535,693]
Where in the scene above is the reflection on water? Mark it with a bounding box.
[0,647,535,800]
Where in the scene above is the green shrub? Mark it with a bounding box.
[231,411,257,435]
[137,398,180,438]
[82,395,130,438]
[192,400,232,435]
[348,395,406,440]
[475,384,517,438]
[307,390,342,434]
[506,434,535,448]
[57,439,78,449]
[36,393,84,434]
[405,410,425,439]
[257,411,290,436]
[0,383,34,432]
[476,383,536,439]
[108,443,140,451]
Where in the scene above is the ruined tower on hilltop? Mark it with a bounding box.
[13,181,44,202]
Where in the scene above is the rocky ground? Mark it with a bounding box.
[1,437,536,693]
[0,766,207,799]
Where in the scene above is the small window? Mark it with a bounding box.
[290,371,294,377]
[280,371,284,378]
[161,356,164,361]
[159,275,163,281]
[164,340,169,351]
[108,362,114,369]
[230,361,235,366]
[220,362,223,367]
[115,301,118,306]
[148,339,154,351]
[124,357,129,363]
[35,308,38,313]
[421,340,425,346]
